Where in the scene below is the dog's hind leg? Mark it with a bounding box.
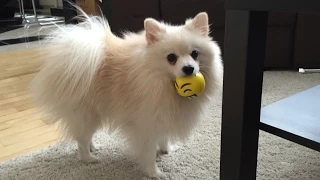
[63,112,101,163]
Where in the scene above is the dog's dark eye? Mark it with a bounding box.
[167,53,178,64]
[191,50,199,60]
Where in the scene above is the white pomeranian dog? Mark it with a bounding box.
[30,7,223,179]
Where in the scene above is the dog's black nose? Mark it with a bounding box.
[182,66,194,75]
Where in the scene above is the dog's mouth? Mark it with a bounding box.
[186,94,198,99]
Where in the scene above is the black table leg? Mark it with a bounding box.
[220,10,268,180]
[63,0,78,24]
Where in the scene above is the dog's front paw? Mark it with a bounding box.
[142,163,166,179]
[90,143,102,152]
[146,168,166,179]
[159,144,180,155]
[80,154,99,163]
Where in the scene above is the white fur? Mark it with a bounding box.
[30,9,223,179]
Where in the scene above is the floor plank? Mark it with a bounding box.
[0,140,57,162]
[0,47,60,162]
[0,108,40,123]
[1,90,29,99]
[0,94,30,106]
[0,108,18,117]
[0,132,59,160]
[0,120,47,139]
[0,113,48,131]
[0,123,59,146]
[0,98,32,111]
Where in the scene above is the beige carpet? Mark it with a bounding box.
[0,71,320,180]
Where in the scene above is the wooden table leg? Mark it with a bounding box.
[220,10,268,180]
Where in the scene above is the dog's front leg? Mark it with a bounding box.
[136,138,166,179]
[158,137,169,154]
[158,137,180,155]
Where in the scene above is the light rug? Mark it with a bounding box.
[1,71,320,180]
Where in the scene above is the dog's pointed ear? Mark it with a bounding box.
[144,18,165,45]
[187,12,209,37]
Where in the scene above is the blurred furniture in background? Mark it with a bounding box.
[220,0,320,179]
[101,0,320,70]
[0,0,64,28]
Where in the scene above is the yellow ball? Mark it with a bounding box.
[175,72,206,98]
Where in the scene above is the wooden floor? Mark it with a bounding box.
[0,48,60,162]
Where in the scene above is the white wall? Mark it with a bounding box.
[39,0,68,7]
[57,0,63,6]
[39,0,57,7]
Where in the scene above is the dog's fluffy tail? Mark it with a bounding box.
[30,9,114,115]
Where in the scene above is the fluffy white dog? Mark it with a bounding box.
[30,9,223,179]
